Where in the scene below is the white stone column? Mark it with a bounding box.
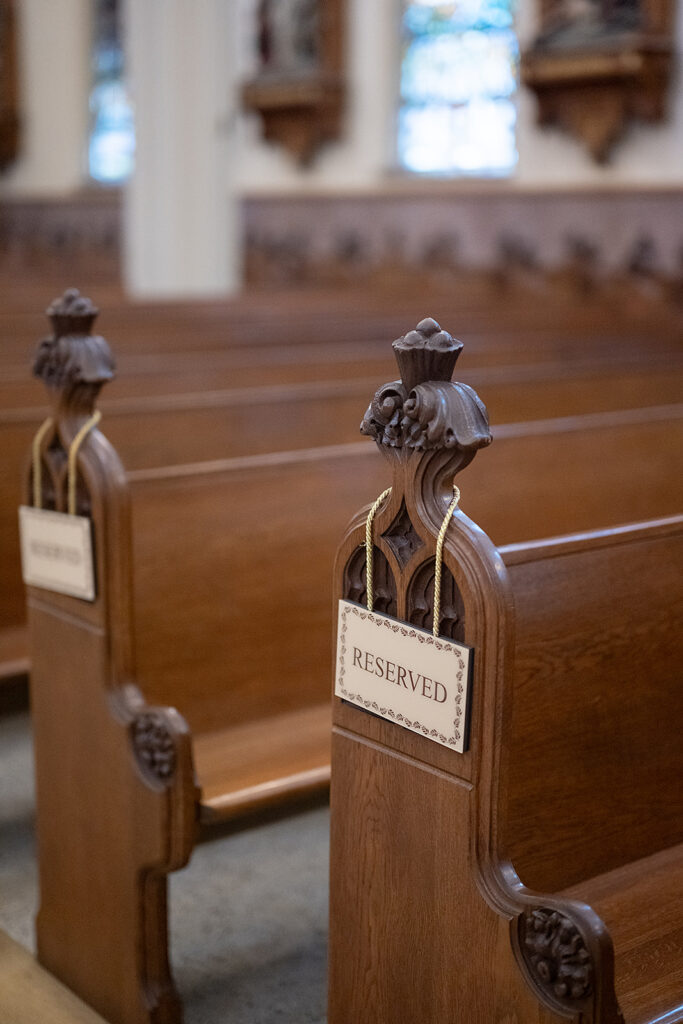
[0,0,91,196]
[122,0,241,298]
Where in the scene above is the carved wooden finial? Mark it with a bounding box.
[46,287,99,336]
[392,317,463,392]
[361,319,491,456]
[33,289,115,410]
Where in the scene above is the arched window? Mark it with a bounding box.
[398,0,518,176]
[89,0,134,184]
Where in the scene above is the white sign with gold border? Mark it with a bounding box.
[19,506,96,602]
[335,599,472,753]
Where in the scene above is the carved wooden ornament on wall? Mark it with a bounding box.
[521,0,675,162]
[242,0,345,165]
[0,0,19,171]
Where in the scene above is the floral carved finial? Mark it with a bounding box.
[46,287,100,336]
[392,317,463,392]
[361,318,491,455]
[33,288,115,394]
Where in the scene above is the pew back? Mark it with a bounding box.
[130,406,683,738]
[503,517,683,892]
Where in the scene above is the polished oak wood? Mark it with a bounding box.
[22,298,683,1024]
[329,322,683,1024]
[0,931,107,1024]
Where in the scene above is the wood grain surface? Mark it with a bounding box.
[0,930,107,1024]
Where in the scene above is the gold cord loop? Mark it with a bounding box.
[32,417,55,510]
[67,411,102,515]
[365,488,392,612]
[432,484,460,637]
[30,410,102,514]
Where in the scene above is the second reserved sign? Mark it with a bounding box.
[335,599,472,753]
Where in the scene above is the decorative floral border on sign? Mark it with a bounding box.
[337,602,469,748]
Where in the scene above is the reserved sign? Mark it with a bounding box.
[19,506,96,602]
[335,599,472,753]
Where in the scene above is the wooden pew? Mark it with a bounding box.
[2,295,681,684]
[23,306,682,1023]
[1,280,681,393]
[2,296,679,667]
[0,931,107,1024]
[328,325,683,1023]
[6,401,682,686]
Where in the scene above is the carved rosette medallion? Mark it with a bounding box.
[131,711,177,784]
[520,907,594,1007]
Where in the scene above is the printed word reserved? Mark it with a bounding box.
[335,600,472,753]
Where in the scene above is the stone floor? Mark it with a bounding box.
[0,710,329,1024]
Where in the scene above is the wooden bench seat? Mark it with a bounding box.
[0,624,29,683]
[328,324,683,1024]
[195,703,331,825]
[562,843,683,1024]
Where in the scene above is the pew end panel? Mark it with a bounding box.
[329,321,622,1024]
[328,321,682,1023]
[24,292,196,1024]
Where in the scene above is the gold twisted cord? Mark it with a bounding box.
[365,487,392,612]
[433,484,461,637]
[67,410,102,515]
[32,417,54,510]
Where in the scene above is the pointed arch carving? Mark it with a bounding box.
[406,559,465,642]
[343,544,397,618]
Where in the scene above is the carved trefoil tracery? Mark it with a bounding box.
[343,544,397,617]
[382,500,424,568]
[407,560,465,642]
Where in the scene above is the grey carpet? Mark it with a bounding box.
[0,710,328,1023]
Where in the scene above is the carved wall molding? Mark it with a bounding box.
[243,191,683,301]
[521,0,675,162]
[0,0,19,171]
[242,0,345,165]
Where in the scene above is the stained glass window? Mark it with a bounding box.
[89,0,134,185]
[398,0,518,176]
